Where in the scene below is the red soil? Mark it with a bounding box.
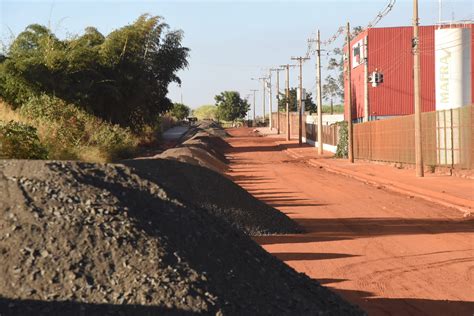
[225,127,474,316]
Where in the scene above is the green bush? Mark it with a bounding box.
[0,120,48,159]
[0,15,189,128]
[335,121,348,158]
[170,103,190,121]
[193,105,216,120]
[21,95,86,147]
[19,95,138,161]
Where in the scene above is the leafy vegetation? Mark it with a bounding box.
[170,103,190,120]
[214,91,250,122]
[278,88,316,113]
[0,14,189,130]
[0,120,48,159]
[193,105,217,120]
[322,26,363,107]
[0,14,189,162]
[335,121,348,158]
[322,104,344,114]
[0,98,138,162]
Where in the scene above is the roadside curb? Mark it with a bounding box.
[285,148,473,217]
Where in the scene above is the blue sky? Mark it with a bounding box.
[1,0,472,115]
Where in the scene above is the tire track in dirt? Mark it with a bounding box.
[224,128,474,316]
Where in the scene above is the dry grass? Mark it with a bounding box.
[0,101,27,123]
[1,101,75,159]
[0,100,137,163]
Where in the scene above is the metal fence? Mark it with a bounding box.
[353,105,473,169]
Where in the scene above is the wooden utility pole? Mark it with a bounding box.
[250,89,258,126]
[316,30,324,155]
[285,64,291,140]
[281,64,295,141]
[280,64,290,141]
[268,71,273,130]
[291,56,310,146]
[271,68,284,134]
[363,36,369,122]
[413,0,424,177]
[276,69,280,134]
[346,22,354,163]
[286,66,290,140]
[260,77,266,125]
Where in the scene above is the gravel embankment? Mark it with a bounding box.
[123,159,301,236]
[155,122,229,173]
[0,160,365,315]
[134,121,301,236]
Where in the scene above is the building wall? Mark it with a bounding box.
[306,113,344,125]
[344,31,368,120]
[367,26,436,117]
[345,24,473,121]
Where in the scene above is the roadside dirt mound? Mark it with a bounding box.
[158,146,227,173]
[0,160,364,315]
[123,158,301,236]
[156,122,230,173]
[182,132,230,163]
[197,121,229,138]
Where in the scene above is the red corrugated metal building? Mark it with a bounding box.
[344,24,474,121]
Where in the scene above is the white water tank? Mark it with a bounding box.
[435,27,471,110]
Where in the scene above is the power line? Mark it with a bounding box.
[320,0,397,48]
[367,0,397,29]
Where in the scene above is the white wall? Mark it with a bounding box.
[434,27,471,165]
[435,27,471,110]
[306,114,344,125]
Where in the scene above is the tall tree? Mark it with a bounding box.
[322,74,343,103]
[322,26,363,105]
[278,88,316,113]
[192,105,216,120]
[0,14,190,129]
[214,91,249,121]
[170,103,190,120]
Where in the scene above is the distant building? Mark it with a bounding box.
[344,23,473,122]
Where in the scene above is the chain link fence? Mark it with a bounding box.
[353,105,473,169]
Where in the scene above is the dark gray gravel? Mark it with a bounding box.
[0,160,365,315]
[149,122,301,235]
[123,158,302,236]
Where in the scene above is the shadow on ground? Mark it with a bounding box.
[332,288,474,316]
[296,217,474,238]
[272,252,359,261]
[0,297,198,316]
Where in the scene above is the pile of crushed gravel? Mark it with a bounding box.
[0,160,365,315]
[155,122,230,173]
[158,146,227,174]
[133,121,300,236]
[123,158,301,236]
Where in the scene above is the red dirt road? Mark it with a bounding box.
[225,128,474,316]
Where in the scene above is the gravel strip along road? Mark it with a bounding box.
[224,127,474,316]
[0,159,365,315]
[134,122,301,236]
[123,159,301,236]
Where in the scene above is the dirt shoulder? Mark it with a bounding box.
[224,127,474,316]
[282,144,474,216]
[0,159,364,315]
